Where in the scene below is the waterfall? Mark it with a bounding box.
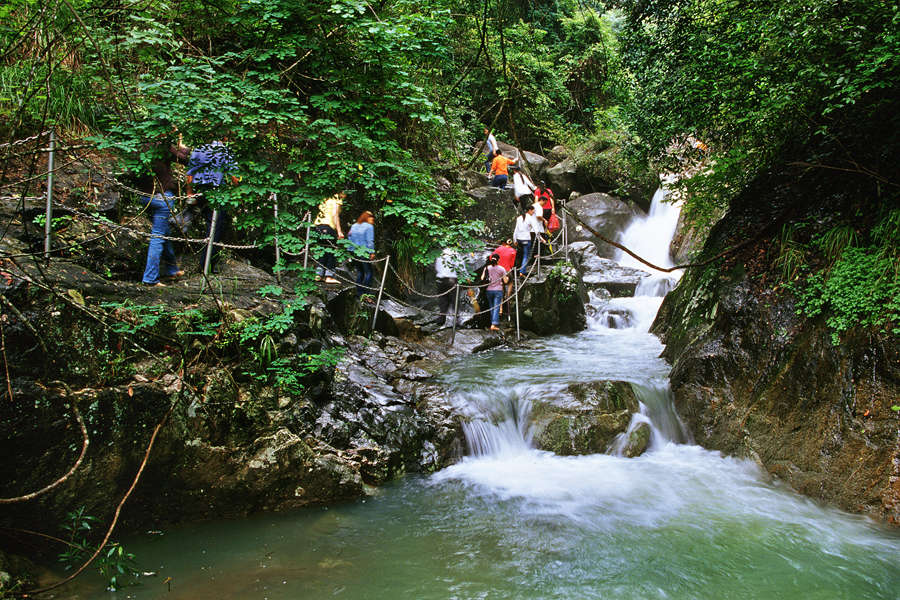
[616,186,683,297]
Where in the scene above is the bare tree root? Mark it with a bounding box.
[20,400,175,598]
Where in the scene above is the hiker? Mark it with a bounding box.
[348,210,375,297]
[535,181,555,221]
[483,128,498,174]
[482,254,508,332]
[313,191,346,284]
[492,239,517,316]
[489,149,517,188]
[511,166,536,213]
[531,196,549,255]
[435,248,463,326]
[186,140,239,273]
[137,130,190,287]
[513,203,538,276]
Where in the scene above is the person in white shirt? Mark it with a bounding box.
[513,203,539,276]
[483,128,498,174]
[511,166,536,213]
[532,196,549,254]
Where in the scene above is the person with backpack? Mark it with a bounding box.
[491,239,517,317]
[535,181,555,221]
[186,140,239,273]
[313,191,346,284]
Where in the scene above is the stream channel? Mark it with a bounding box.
[75,191,900,599]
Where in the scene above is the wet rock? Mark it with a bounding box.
[568,241,650,296]
[514,264,588,335]
[460,169,489,190]
[531,381,638,455]
[547,145,569,163]
[564,193,640,258]
[621,422,651,458]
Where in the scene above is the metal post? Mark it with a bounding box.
[44,128,55,260]
[514,268,520,342]
[302,213,311,270]
[272,194,281,284]
[563,208,569,263]
[536,236,541,277]
[203,209,219,276]
[449,284,460,346]
[371,255,389,334]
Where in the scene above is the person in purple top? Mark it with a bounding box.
[186,140,238,273]
[482,254,508,331]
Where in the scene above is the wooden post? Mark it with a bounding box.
[44,128,55,261]
[272,194,281,284]
[514,268,520,341]
[449,284,460,346]
[371,255,389,334]
[203,209,219,276]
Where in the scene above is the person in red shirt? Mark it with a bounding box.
[492,239,517,316]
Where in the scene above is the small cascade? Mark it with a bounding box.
[460,392,533,456]
[609,384,692,456]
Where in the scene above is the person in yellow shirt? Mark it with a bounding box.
[488,149,517,188]
[313,191,346,283]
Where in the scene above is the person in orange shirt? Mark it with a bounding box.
[488,149,517,188]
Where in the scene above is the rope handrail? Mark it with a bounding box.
[0,130,49,149]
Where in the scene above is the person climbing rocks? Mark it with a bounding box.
[531,195,550,255]
[186,139,239,274]
[483,127,498,174]
[313,190,346,284]
[482,254,508,331]
[435,247,464,327]
[511,166,536,213]
[136,125,190,287]
[514,203,539,277]
[489,149,517,188]
[348,210,375,297]
[535,181,555,221]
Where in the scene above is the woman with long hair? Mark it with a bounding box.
[347,210,375,297]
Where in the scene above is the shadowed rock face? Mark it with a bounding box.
[563,193,640,258]
[531,381,639,456]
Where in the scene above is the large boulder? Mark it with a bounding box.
[563,193,641,258]
[463,186,517,242]
[531,381,639,455]
[545,157,580,198]
[514,262,588,335]
[520,150,549,181]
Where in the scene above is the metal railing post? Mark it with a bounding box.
[44,128,55,260]
[449,284,460,346]
[536,236,541,277]
[371,255,389,334]
[272,193,281,284]
[203,209,219,276]
[514,268,520,341]
[563,207,569,263]
[302,213,312,270]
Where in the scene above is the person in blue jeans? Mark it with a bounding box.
[347,210,375,297]
[482,254,508,331]
[141,191,182,286]
[513,203,537,276]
